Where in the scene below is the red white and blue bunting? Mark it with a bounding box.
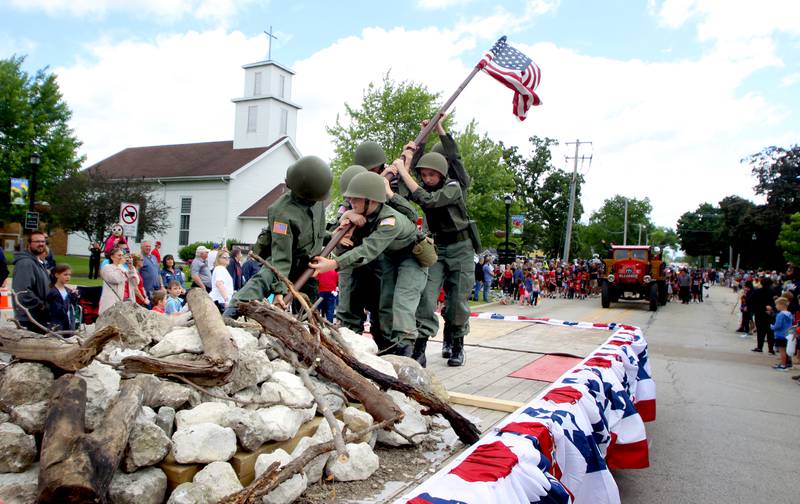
[398,320,656,504]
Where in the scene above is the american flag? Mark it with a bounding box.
[479,36,542,120]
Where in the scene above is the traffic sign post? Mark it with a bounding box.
[24,211,39,230]
[119,202,140,238]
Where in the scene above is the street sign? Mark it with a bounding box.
[119,202,140,238]
[24,211,39,230]
[511,214,524,235]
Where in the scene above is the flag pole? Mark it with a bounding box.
[284,64,485,304]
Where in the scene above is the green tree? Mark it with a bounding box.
[676,203,725,260]
[0,55,83,225]
[456,120,515,249]
[745,145,800,215]
[778,212,800,265]
[326,73,448,201]
[648,226,679,250]
[49,170,171,243]
[582,196,653,254]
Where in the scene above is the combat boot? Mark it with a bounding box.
[447,338,465,367]
[441,333,453,359]
[412,338,428,368]
[394,341,414,358]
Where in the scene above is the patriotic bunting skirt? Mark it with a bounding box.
[397,318,656,504]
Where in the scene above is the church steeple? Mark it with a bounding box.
[232,38,300,150]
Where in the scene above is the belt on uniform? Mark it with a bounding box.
[434,229,470,245]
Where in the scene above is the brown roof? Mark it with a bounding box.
[88,137,288,179]
[239,183,287,218]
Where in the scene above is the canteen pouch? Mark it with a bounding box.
[412,235,438,267]
[467,220,482,254]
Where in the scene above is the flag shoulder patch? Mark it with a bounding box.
[379,217,396,227]
[272,221,289,235]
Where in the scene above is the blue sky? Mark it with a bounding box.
[2,0,799,227]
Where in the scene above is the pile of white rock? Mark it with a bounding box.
[0,303,455,504]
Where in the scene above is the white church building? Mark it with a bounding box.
[66,59,302,258]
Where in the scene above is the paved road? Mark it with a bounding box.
[475,287,800,503]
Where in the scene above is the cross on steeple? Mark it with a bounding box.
[264,25,278,61]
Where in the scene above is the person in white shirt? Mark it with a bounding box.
[210,251,233,312]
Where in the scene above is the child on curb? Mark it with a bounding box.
[771,297,793,371]
[165,280,184,315]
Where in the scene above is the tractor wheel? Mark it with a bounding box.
[601,281,611,308]
[658,281,668,306]
[649,283,659,312]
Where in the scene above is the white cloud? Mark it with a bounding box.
[416,0,474,10]
[0,33,38,56]
[7,0,254,23]
[54,2,794,230]
[781,72,800,87]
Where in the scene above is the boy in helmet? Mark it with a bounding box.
[310,171,427,358]
[224,156,332,317]
[393,147,473,366]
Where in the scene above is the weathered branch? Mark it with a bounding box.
[0,325,120,371]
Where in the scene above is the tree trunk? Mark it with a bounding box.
[0,325,120,371]
[239,302,404,425]
[38,376,149,503]
[122,288,238,386]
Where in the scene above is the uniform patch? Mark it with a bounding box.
[379,217,396,227]
[272,221,289,235]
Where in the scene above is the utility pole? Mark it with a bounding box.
[562,139,592,262]
[638,224,643,245]
[623,198,628,245]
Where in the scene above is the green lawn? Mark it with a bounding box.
[5,252,103,287]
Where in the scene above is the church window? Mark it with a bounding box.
[247,106,258,133]
[253,72,262,95]
[179,197,191,246]
[280,108,288,135]
[279,74,286,98]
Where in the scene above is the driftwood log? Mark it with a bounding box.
[0,325,120,371]
[239,301,404,425]
[122,288,238,386]
[38,375,150,503]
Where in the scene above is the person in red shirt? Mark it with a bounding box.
[316,269,339,322]
[152,241,162,263]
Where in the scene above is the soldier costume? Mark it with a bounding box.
[399,151,473,367]
[223,156,332,317]
[311,171,427,357]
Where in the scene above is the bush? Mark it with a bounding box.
[178,239,240,262]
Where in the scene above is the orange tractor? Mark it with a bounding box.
[600,245,667,311]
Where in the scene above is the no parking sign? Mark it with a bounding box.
[119,202,140,238]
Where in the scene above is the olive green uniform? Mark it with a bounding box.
[335,203,426,350]
[227,192,326,310]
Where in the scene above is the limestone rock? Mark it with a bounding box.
[0,463,38,504]
[124,421,171,472]
[325,442,379,481]
[106,347,149,366]
[263,371,314,408]
[338,327,379,355]
[255,449,307,504]
[190,386,235,407]
[175,402,231,430]
[312,418,345,443]
[166,482,213,504]
[136,405,157,425]
[156,406,176,436]
[0,423,36,473]
[376,390,428,446]
[150,381,198,409]
[228,327,259,351]
[150,327,203,357]
[193,461,243,502]
[0,411,9,423]
[9,401,48,434]
[296,404,317,424]
[0,362,53,407]
[109,467,167,504]
[256,405,304,442]
[76,360,121,430]
[309,376,345,414]
[222,349,272,395]
[290,436,330,484]
[232,386,261,410]
[269,358,294,374]
[221,407,270,451]
[382,354,449,402]
[171,423,237,464]
[355,350,397,378]
[343,407,373,442]
[96,301,171,349]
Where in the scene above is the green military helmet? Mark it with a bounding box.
[343,171,386,203]
[431,142,445,156]
[339,165,367,194]
[353,141,386,170]
[285,155,333,201]
[415,152,448,177]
